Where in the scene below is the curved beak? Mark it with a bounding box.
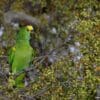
[26,25,34,33]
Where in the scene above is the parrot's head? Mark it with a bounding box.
[16,25,34,42]
[26,25,33,32]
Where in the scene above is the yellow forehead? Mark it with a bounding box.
[12,47,16,51]
[26,25,33,31]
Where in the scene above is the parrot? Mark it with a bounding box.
[8,25,35,88]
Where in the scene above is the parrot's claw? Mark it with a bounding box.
[9,72,14,76]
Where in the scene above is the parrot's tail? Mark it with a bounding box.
[15,73,25,88]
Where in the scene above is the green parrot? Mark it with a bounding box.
[8,25,35,88]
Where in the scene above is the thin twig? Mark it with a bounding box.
[0,56,8,59]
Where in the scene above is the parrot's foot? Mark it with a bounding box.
[8,74,15,89]
[9,72,14,76]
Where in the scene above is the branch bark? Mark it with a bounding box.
[4,11,41,26]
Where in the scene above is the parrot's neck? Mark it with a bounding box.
[16,39,30,45]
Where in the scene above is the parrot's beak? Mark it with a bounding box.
[26,25,33,33]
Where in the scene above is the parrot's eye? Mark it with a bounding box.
[26,25,33,32]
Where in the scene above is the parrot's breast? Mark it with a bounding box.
[11,43,33,74]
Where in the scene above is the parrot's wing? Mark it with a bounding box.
[8,47,16,65]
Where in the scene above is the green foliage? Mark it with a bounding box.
[76,20,94,33]
[30,57,99,100]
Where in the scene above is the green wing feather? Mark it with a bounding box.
[8,47,15,65]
